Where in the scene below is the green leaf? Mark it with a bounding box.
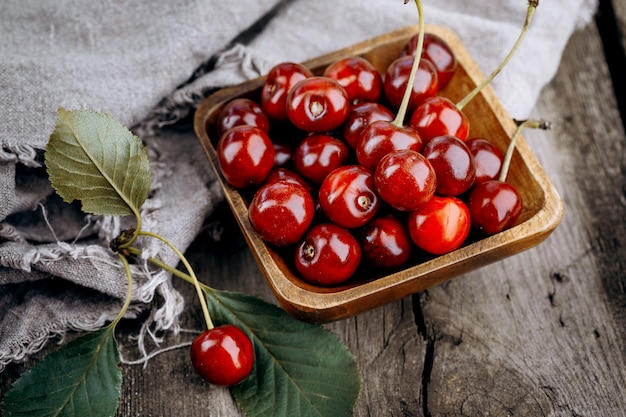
[0,327,122,417]
[45,107,151,217]
[206,289,361,417]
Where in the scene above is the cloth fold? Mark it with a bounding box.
[0,0,597,370]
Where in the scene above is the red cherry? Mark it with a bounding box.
[407,195,471,255]
[292,133,350,184]
[190,324,254,386]
[383,55,438,114]
[264,167,313,194]
[249,181,315,246]
[286,76,350,132]
[467,180,523,235]
[409,96,469,143]
[323,56,383,104]
[466,137,504,184]
[318,165,380,229]
[261,62,313,122]
[403,33,457,89]
[356,120,424,171]
[361,215,412,269]
[342,102,394,149]
[216,98,270,137]
[422,135,476,196]
[374,149,437,211]
[216,125,275,189]
[295,223,361,286]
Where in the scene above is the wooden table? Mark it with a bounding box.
[2,2,625,416]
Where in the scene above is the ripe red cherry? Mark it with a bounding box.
[318,165,380,229]
[407,195,471,255]
[190,324,254,386]
[323,56,383,104]
[383,55,438,114]
[467,180,523,235]
[286,76,350,132]
[409,96,469,144]
[466,137,504,184]
[374,149,437,211]
[261,62,313,121]
[264,167,312,193]
[356,120,424,171]
[292,133,350,184]
[216,98,270,137]
[422,135,476,196]
[216,125,275,189]
[361,215,412,269]
[403,33,457,89]
[295,223,361,286]
[249,181,315,246]
[342,102,394,149]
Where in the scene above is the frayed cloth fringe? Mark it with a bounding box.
[0,143,42,168]
[0,302,143,373]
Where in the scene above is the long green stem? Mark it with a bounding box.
[109,253,134,328]
[456,1,538,111]
[392,0,424,127]
[499,118,551,182]
[125,246,208,291]
[137,231,214,330]
[129,214,142,247]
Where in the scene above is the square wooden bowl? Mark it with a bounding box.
[193,24,563,323]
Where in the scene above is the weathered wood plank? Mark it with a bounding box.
[332,298,425,416]
[421,20,626,416]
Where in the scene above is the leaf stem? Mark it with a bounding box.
[499,118,551,182]
[455,1,537,111]
[392,0,424,127]
[136,231,214,330]
[110,253,134,328]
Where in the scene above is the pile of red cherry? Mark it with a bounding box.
[212,33,522,287]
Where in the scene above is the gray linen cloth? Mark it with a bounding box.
[0,0,597,370]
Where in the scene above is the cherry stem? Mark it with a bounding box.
[456,1,538,111]
[392,0,424,127]
[109,253,134,329]
[499,118,551,182]
[137,230,214,330]
[126,246,212,293]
